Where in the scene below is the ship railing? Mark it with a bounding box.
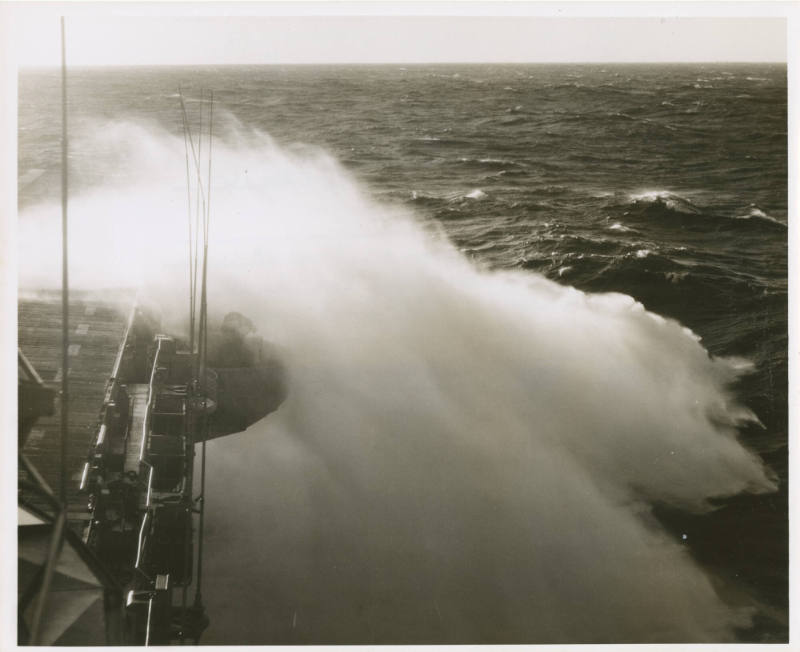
[126,574,170,645]
[133,490,189,592]
[125,589,155,646]
[140,463,187,510]
[144,464,155,508]
[139,335,192,496]
[104,298,137,405]
[139,336,187,459]
[133,482,159,587]
[131,336,166,590]
[79,301,137,501]
[132,334,192,596]
[134,510,152,574]
[139,337,165,464]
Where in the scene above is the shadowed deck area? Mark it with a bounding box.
[18,289,136,533]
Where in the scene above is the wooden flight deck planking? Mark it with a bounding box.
[18,289,136,533]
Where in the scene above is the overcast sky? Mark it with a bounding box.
[8,10,788,66]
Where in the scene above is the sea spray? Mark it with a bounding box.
[18,119,777,642]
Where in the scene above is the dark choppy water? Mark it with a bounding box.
[19,64,787,642]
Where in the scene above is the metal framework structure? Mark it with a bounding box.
[18,19,216,645]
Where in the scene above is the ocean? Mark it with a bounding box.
[18,64,787,643]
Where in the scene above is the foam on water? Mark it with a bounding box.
[628,190,702,215]
[465,188,487,200]
[18,119,778,643]
[736,205,786,226]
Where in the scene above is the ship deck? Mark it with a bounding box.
[18,289,136,533]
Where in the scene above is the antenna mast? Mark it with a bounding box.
[29,16,70,644]
[178,86,213,643]
[60,14,69,510]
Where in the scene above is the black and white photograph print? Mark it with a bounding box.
[6,3,795,647]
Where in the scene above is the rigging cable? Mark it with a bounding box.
[59,13,69,512]
[179,88,196,356]
[178,90,209,357]
[178,88,200,644]
[177,86,213,642]
[194,90,204,362]
[30,16,70,644]
[194,89,213,610]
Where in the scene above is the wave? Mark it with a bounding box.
[18,119,777,644]
[455,156,524,170]
[735,206,786,227]
[619,191,787,230]
[571,247,775,315]
[607,222,633,233]
[627,190,702,215]
[409,135,471,148]
[464,188,487,200]
[408,187,488,205]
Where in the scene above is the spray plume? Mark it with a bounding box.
[18,118,776,643]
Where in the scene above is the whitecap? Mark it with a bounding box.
[608,222,632,233]
[629,190,701,215]
[736,206,786,225]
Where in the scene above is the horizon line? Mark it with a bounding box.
[19,60,788,69]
